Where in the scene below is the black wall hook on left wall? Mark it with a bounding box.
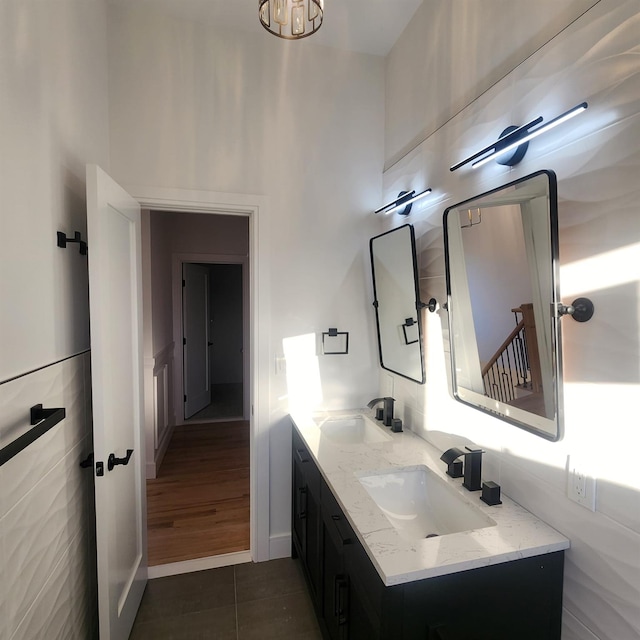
[57,231,87,255]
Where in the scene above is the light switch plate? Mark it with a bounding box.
[567,455,596,511]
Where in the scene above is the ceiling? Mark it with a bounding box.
[107,0,425,57]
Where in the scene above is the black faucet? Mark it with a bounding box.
[462,447,484,492]
[440,447,464,478]
[440,446,484,491]
[367,397,395,427]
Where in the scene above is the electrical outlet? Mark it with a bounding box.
[567,455,596,511]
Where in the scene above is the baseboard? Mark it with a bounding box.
[269,533,292,560]
[148,550,252,579]
[154,421,176,475]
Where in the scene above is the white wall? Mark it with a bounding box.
[107,5,385,546]
[0,0,110,381]
[149,212,174,359]
[381,2,640,639]
[384,0,598,170]
[0,1,109,637]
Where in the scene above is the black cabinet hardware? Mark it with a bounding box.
[297,486,308,519]
[335,576,349,625]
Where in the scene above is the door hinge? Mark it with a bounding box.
[183,337,187,345]
[182,279,186,287]
[184,394,187,403]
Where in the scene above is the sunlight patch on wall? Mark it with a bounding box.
[283,333,323,415]
[563,381,640,490]
[560,243,640,297]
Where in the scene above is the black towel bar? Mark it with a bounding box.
[0,404,66,467]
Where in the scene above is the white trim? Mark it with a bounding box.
[269,534,292,560]
[128,184,271,564]
[148,551,252,579]
[145,342,175,478]
[153,342,175,369]
[149,418,175,478]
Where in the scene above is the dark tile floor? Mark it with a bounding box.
[131,558,322,640]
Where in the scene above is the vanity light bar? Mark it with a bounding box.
[450,102,588,171]
[374,188,432,215]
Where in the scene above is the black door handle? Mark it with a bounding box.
[208,341,213,346]
[79,453,94,469]
[108,449,133,472]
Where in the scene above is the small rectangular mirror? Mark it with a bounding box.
[443,170,563,440]
[370,224,425,384]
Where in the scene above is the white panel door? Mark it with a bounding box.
[86,165,146,640]
[183,263,211,418]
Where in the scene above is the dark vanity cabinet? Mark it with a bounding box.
[320,481,392,640]
[292,427,322,603]
[292,427,564,640]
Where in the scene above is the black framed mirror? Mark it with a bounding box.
[370,224,426,384]
[443,170,563,440]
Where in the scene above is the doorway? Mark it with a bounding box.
[134,186,271,568]
[183,261,247,423]
[142,206,257,575]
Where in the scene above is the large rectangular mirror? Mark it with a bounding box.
[370,224,425,384]
[443,170,563,440]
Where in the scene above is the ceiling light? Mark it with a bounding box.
[259,0,324,40]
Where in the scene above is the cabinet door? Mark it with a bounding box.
[346,586,380,640]
[305,483,321,602]
[321,478,381,640]
[322,510,349,640]
[292,445,308,555]
[292,429,322,608]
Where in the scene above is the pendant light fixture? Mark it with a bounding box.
[259,0,324,40]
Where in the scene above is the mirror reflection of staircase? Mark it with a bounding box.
[482,303,547,418]
[188,382,243,421]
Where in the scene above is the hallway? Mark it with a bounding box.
[147,421,250,565]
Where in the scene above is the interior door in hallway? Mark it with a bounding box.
[86,165,147,640]
[183,263,212,418]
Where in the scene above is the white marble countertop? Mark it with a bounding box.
[290,409,570,586]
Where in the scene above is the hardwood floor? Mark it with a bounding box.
[147,421,250,566]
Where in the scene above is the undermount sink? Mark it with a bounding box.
[357,466,496,541]
[315,415,391,445]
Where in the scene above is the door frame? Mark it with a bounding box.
[173,254,250,425]
[132,184,271,563]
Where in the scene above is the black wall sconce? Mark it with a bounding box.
[375,188,432,216]
[322,328,349,355]
[57,231,88,255]
[450,102,588,171]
